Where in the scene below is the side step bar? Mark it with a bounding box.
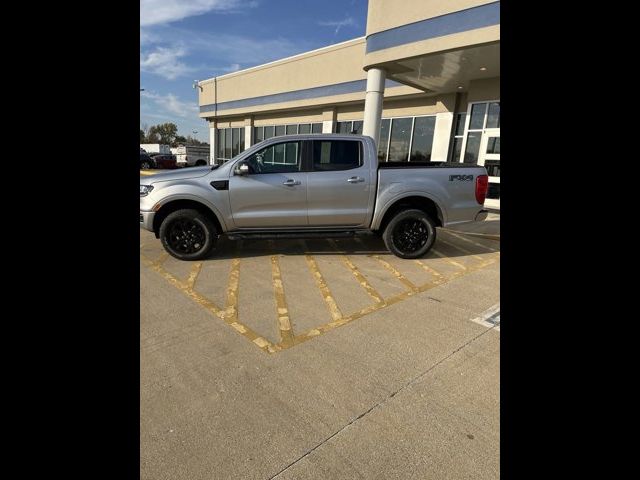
[226,230,360,240]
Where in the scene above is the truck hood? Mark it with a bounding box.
[141,166,213,184]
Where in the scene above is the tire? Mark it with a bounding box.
[382,209,436,259]
[140,160,152,170]
[159,209,218,261]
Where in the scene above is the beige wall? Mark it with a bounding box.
[363,26,499,71]
[467,77,500,103]
[366,0,496,36]
[199,38,366,106]
[200,84,424,120]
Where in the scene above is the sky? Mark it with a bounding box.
[140,0,368,143]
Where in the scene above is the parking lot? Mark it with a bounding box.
[140,213,500,479]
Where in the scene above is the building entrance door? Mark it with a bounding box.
[478,128,500,209]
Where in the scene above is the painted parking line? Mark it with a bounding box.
[327,239,385,305]
[471,303,500,330]
[141,232,500,354]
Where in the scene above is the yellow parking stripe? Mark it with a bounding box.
[414,259,447,285]
[442,230,498,252]
[224,258,241,324]
[437,238,485,262]
[327,239,385,305]
[140,253,224,318]
[271,253,295,348]
[186,262,202,289]
[141,231,500,354]
[431,248,467,270]
[304,252,343,322]
[370,255,418,292]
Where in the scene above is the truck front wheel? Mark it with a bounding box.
[159,209,218,261]
[383,209,436,259]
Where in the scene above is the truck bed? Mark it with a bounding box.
[378,161,478,169]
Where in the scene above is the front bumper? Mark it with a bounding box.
[140,210,155,232]
[475,209,489,222]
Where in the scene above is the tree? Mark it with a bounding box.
[140,129,145,143]
[148,123,178,145]
[173,135,187,146]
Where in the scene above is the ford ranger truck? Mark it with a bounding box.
[140,134,489,260]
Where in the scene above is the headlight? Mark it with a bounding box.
[140,185,154,197]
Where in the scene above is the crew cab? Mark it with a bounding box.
[140,134,489,260]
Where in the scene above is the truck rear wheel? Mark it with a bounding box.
[159,209,218,261]
[383,209,436,259]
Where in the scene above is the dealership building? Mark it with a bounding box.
[197,0,500,208]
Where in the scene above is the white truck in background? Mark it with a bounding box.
[175,144,210,167]
[140,143,171,155]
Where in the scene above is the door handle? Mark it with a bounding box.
[347,176,364,183]
[283,179,301,186]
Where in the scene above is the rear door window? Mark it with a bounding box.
[311,140,361,171]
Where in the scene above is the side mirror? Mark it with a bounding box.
[234,162,250,176]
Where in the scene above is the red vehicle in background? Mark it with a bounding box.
[149,153,178,169]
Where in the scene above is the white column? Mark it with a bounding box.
[322,107,336,133]
[244,116,253,150]
[362,68,386,148]
[431,112,454,162]
[244,126,252,149]
[209,126,216,165]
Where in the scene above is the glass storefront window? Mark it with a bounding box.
[485,160,500,177]
[486,137,500,154]
[231,128,239,157]
[378,119,390,162]
[388,117,412,162]
[264,126,275,139]
[239,128,245,152]
[312,123,322,134]
[337,121,352,134]
[352,121,363,135]
[275,125,285,137]
[217,128,224,159]
[451,137,463,162]
[253,126,263,144]
[286,124,297,135]
[410,116,436,161]
[469,103,487,130]
[463,132,481,164]
[486,102,500,128]
[224,128,232,159]
[298,124,310,134]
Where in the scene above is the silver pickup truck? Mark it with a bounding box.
[140,134,489,260]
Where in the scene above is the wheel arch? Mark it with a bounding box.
[375,195,444,234]
[152,198,224,238]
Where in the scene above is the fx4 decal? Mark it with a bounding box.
[449,174,474,181]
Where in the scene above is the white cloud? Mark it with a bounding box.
[140,0,258,27]
[141,91,199,118]
[318,16,356,34]
[140,46,193,80]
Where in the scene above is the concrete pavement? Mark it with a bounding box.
[140,219,500,479]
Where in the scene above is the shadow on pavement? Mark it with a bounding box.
[206,229,500,261]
